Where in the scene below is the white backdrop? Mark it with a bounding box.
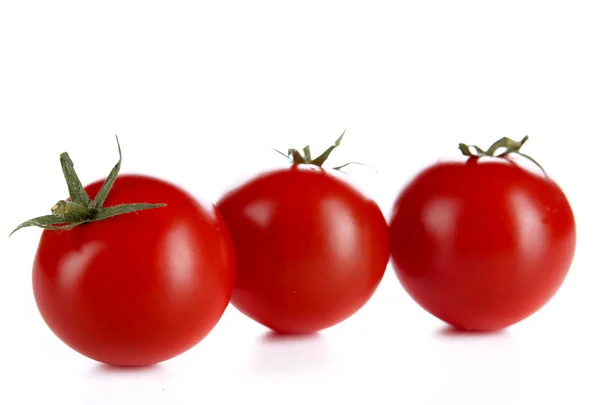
[1,1,598,404]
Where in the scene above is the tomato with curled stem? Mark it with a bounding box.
[216,133,390,334]
[389,136,576,331]
[12,138,236,366]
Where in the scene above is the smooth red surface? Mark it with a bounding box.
[32,175,236,366]
[216,165,390,334]
[389,158,576,331]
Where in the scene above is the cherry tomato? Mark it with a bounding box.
[389,137,576,331]
[16,141,235,366]
[216,137,389,334]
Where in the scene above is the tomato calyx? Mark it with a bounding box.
[458,135,547,176]
[272,130,375,172]
[9,136,166,236]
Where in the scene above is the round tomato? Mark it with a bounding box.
[216,135,389,334]
[15,140,235,366]
[389,136,576,331]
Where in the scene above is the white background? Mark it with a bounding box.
[1,1,599,404]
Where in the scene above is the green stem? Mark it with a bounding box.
[51,200,95,221]
[458,135,547,177]
[10,136,166,236]
[272,130,375,172]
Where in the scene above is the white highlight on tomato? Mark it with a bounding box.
[162,222,198,292]
[243,200,275,229]
[421,197,462,242]
[510,190,547,261]
[57,241,105,291]
[321,197,359,262]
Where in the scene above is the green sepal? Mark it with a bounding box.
[92,136,123,209]
[60,153,93,206]
[92,203,166,221]
[458,135,548,177]
[9,215,77,236]
[9,136,166,237]
[272,130,376,173]
[309,130,345,167]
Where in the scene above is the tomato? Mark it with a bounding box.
[216,135,389,334]
[389,136,576,331]
[14,140,235,366]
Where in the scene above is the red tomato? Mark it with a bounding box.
[216,165,389,334]
[389,139,576,331]
[32,174,236,366]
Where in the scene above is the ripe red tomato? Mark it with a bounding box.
[389,137,576,331]
[32,175,236,366]
[15,140,235,366]
[216,138,389,334]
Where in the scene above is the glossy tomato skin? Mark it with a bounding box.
[389,158,576,331]
[216,165,389,334]
[33,174,236,366]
